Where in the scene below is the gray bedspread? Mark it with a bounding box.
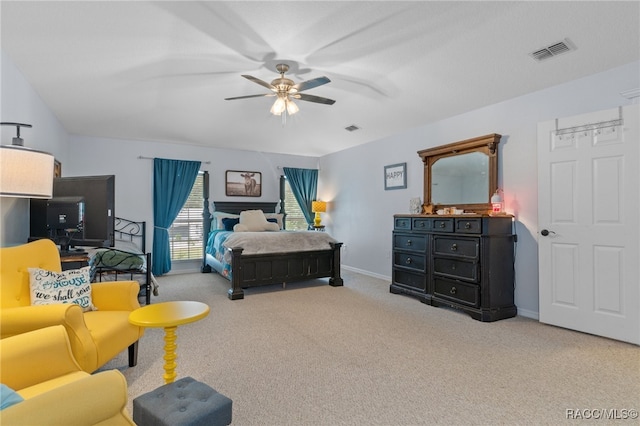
[222,230,337,262]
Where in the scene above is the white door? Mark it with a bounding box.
[538,105,639,344]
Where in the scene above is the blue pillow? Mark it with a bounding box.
[0,384,23,410]
[221,217,240,231]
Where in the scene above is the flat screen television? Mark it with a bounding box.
[46,196,85,251]
[30,175,115,248]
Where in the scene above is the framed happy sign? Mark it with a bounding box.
[384,162,407,190]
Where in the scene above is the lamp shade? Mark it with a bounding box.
[286,99,299,115]
[0,145,54,198]
[270,96,286,115]
[312,201,327,213]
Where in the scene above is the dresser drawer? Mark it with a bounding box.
[394,217,412,230]
[433,277,479,307]
[393,233,427,252]
[433,236,479,259]
[393,269,427,292]
[433,218,454,232]
[455,218,482,234]
[433,257,478,281]
[394,252,426,272]
[412,218,432,231]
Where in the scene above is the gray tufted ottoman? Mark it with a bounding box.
[133,377,232,426]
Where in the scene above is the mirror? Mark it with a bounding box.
[431,152,489,204]
[418,133,501,214]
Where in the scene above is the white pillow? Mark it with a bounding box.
[264,213,284,229]
[234,222,280,232]
[235,209,280,232]
[212,212,240,230]
[264,222,280,231]
[28,266,97,312]
[239,209,269,231]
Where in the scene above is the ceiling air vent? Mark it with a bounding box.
[345,124,360,132]
[530,39,574,62]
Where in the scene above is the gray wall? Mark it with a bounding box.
[66,135,319,252]
[319,60,640,318]
[0,51,69,246]
[0,50,318,249]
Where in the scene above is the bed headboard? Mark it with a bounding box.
[211,201,279,214]
[114,217,146,253]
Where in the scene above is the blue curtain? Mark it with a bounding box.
[152,158,201,276]
[283,167,318,229]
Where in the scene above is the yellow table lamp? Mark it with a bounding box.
[312,201,327,227]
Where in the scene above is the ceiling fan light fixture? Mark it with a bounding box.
[286,99,299,115]
[270,96,286,115]
[228,63,334,120]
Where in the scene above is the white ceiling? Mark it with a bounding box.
[2,1,639,157]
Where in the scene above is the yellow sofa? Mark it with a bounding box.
[0,325,135,425]
[0,239,144,373]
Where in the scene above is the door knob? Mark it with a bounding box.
[540,229,556,236]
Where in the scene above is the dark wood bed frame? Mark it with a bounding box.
[201,192,343,300]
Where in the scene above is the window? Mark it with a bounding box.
[281,176,308,230]
[169,172,204,260]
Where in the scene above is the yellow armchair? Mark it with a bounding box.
[0,239,144,372]
[0,325,135,425]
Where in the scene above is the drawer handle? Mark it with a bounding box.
[451,264,456,270]
[439,222,445,228]
[465,222,471,229]
[416,222,424,228]
[451,243,457,251]
[406,239,412,246]
[406,257,412,264]
[450,286,457,294]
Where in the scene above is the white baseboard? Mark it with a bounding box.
[516,308,539,320]
[342,265,541,320]
[342,264,390,282]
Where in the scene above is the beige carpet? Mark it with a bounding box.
[102,270,640,425]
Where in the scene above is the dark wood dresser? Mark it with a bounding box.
[390,214,516,322]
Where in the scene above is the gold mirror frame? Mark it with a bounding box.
[418,133,501,214]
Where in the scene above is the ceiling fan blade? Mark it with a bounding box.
[242,75,275,91]
[225,93,275,101]
[292,76,331,92]
[293,93,336,105]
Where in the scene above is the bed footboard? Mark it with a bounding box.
[227,242,343,300]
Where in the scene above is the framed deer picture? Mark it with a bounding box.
[225,170,262,197]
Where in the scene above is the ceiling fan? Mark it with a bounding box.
[225,64,335,117]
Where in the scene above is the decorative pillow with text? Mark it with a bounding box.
[28,266,97,312]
